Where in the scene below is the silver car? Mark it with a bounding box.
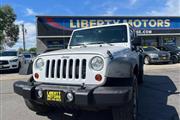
[23,54,33,64]
[141,46,171,65]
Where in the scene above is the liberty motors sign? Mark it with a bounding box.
[37,16,180,36]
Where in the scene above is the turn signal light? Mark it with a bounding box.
[34,73,39,79]
[95,74,102,81]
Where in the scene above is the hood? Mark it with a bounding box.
[0,56,18,61]
[158,51,170,55]
[40,46,129,58]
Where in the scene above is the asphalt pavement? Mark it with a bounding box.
[0,64,180,120]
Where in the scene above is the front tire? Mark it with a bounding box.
[24,99,51,113]
[15,62,21,72]
[112,75,138,120]
[171,55,178,64]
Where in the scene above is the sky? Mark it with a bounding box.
[1,0,180,50]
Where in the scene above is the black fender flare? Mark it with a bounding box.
[105,57,138,78]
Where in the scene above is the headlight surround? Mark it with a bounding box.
[90,56,104,71]
[149,53,158,58]
[10,59,18,62]
[35,58,44,69]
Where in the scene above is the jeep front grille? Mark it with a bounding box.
[45,59,87,79]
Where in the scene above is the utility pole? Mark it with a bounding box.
[21,24,26,51]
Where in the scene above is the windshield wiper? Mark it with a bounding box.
[95,41,113,46]
[76,43,87,47]
[83,41,113,46]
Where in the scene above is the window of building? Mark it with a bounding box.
[43,38,70,51]
[163,36,176,45]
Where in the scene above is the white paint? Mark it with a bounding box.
[33,24,139,85]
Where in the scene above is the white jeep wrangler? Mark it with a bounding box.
[14,23,144,120]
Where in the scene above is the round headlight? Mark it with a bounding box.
[35,58,44,69]
[90,56,104,71]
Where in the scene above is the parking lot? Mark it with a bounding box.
[0,64,180,120]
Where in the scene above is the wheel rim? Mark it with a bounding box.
[144,57,149,64]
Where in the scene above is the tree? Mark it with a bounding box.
[0,5,19,49]
[29,47,37,53]
[18,48,24,54]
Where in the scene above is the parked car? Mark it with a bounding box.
[23,54,33,64]
[157,45,180,63]
[0,50,21,71]
[141,46,171,65]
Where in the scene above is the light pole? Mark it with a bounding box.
[21,24,26,51]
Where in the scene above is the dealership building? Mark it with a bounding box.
[36,16,180,54]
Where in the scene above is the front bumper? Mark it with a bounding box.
[0,62,19,70]
[13,81,132,108]
[150,58,170,63]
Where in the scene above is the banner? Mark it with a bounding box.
[37,16,180,36]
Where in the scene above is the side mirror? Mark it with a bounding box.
[137,47,143,53]
[132,37,141,46]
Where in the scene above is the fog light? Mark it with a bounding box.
[37,90,43,98]
[66,92,74,102]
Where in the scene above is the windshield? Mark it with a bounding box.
[70,25,127,46]
[24,54,31,58]
[0,51,17,56]
[143,47,159,52]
